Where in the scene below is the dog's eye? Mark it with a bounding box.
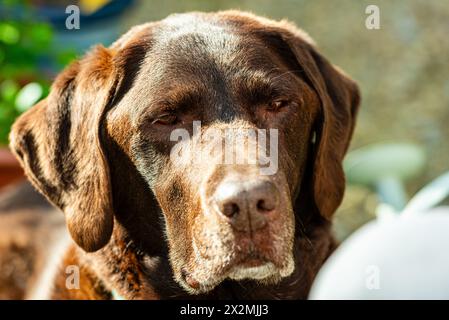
[152,113,178,125]
[268,99,290,111]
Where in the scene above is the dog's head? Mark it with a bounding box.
[10,11,359,295]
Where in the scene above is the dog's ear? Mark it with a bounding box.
[284,28,360,220]
[10,46,118,252]
[305,47,360,220]
[257,22,360,220]
[306,48,360,220]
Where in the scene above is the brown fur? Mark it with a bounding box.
[0,182,62,299]
[7,11,359,299]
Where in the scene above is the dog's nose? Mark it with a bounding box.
[213,179,279,232]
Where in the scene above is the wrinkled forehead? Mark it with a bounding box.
[157,13,241,58]
[151,16,292,84]
[117,15,297,121]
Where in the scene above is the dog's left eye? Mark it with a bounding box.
[152,113,178,125]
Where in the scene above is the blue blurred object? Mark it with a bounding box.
[1,0,135,54]
[40,0,135,54]
[36,0,135,27]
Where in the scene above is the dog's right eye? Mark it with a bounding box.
[152,113,178,125]
[268,99,291,112]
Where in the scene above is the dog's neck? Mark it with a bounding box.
[46,221,335,300]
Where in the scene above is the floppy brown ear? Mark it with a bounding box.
[308,49,360,220]
[9,46,117,252]
[284,32,360,220]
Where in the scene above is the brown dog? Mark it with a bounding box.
[9,11,359,299]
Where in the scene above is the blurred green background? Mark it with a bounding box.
[1,0,448,240]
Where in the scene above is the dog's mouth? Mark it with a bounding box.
[180,256,275,292]
[227,251,279,280]
[236,254,268,268]
[177,235,295,294]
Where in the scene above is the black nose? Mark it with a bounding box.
[213,179,280,232]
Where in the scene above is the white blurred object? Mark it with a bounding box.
[309,208,449,299]
[317,144,449,299]
[403,171,449,215]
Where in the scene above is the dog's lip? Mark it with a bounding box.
[181,252,270,289]
[235,252,269,268]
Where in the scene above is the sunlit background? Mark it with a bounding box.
[0,0,448,257]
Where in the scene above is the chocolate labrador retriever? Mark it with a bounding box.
[9,11,359,299]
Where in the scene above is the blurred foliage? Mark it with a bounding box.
[0,0,77,146]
